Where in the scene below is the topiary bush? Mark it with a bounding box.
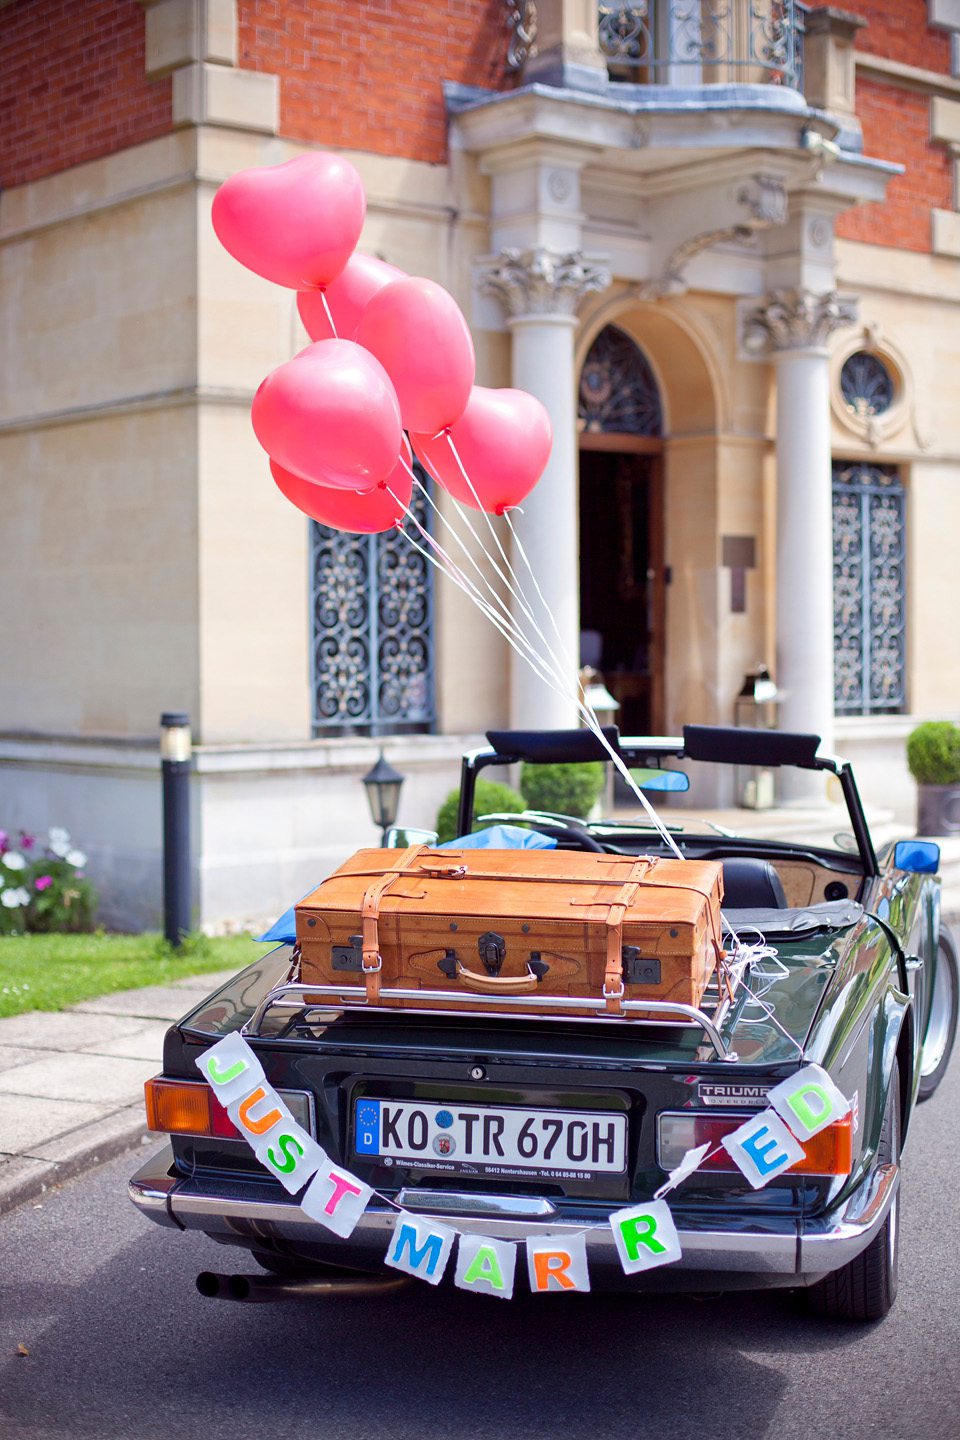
[906,721,960,786]
[519,761,604,819]
[435,778,526,844]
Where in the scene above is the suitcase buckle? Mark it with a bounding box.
[477,931,506,976]
[361,951,382,974]
[603,975,625,1002]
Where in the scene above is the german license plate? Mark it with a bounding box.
[353,1097,627,1180]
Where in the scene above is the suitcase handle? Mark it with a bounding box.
[452,960,540,994]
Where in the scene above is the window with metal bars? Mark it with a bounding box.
[310,472,436,737]
[833,461,906,716]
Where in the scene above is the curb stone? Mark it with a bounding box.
[0,1104,152,1216]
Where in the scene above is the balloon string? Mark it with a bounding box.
[397,453,566,684]
[386,488,575,698]
[428,439,575,692]
[436,438,682,857]
[396,519,578,704]
[397,448,683,859]
[320,291,337,339]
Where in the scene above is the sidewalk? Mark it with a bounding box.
[0,968,238,1216]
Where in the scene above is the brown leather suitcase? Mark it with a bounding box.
[294,845,724,1020]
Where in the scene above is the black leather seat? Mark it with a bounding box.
[722,857,788,910]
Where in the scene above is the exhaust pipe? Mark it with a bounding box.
[196,1270,410,1302]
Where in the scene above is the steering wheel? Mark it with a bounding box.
[477,811,608,853]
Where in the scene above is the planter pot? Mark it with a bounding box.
[917,784,960,836]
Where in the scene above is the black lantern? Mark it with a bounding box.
[362,752,405,844]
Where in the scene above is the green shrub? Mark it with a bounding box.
[906,721,960,786]
[519,761,604,819]
[435,779,525,844]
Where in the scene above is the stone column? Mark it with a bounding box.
[743,289,857,793]
[482,247,610,730]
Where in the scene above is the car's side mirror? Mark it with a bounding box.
[893,839,940,874]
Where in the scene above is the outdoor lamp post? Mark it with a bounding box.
[362,752,405,845]
[160,711,192,946]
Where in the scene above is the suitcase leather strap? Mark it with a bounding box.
[360,845,429,1003]
[602,858,658,1015]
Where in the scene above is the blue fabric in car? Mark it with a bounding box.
[438,824,557,851]
[256,825,557,942]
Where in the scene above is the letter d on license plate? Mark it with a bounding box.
[354,1098,627,1180]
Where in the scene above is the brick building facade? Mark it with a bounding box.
[2,0,959,928]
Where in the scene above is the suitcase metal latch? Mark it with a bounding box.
[477,932,506,976]
[437,949,458,978]
[622,946,661,986]
[331,935,364,972]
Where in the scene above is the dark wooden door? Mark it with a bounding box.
[579,437,665,735]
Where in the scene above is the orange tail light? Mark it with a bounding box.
[144,1077,239,1138]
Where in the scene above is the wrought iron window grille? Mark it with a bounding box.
[833,462,906,717]
[579,325,663,436]
[311,472,436,738]
[839,351,895,419]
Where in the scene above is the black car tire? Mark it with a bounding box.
[918,926,959,1101]
[806,1059,900,1323]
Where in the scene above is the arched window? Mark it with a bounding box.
[310,473,436,736]
[579,325,662,435]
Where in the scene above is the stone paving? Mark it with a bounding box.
[0,970,237,1215]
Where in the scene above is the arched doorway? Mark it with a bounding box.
[578,325,665,734]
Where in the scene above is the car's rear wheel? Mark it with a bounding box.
[918,926,959,1101]
[806,1060,900,1322]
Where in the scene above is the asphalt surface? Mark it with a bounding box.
[1,1063,959,1440]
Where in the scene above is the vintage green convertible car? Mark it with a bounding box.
[129,725,958,1320]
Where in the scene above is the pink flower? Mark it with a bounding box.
[35,875,53,891]
[0,831,7,852]
[20,832,35,851]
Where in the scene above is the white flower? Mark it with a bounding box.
[66,849,87,869]
[49,826,70,845]
[1,887,29,908]
[1,852,25,871]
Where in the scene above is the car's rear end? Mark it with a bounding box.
[129,946,888,1296]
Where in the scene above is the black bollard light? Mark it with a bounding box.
[160,711,192,946]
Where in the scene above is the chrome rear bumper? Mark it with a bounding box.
[130,1144,899,1282]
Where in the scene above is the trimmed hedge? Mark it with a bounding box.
[435,778,525,844]
[906,721,960,786]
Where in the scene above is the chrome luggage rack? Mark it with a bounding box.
[241,977,740,1063]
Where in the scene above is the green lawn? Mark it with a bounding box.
[0,932,266,1019]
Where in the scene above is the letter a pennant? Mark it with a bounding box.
[454,1234,517,1300]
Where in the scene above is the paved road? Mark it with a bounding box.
[2,1063,960,1440]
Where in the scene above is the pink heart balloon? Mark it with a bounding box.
[271,455,412,533]
[356,276,475,434]
[212,153,366,290]
[412,387,553,514]
[298,253,406,342]
[252,340,403,490]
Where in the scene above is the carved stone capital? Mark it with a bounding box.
[480,247,611,318]
[742,288,859,353]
